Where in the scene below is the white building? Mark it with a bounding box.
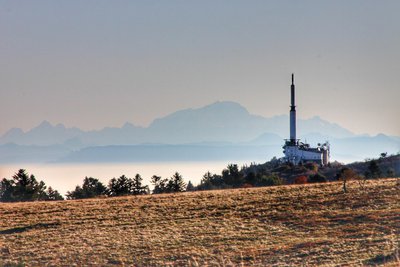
[283,74,330,165]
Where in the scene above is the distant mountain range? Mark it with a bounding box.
[0,101,398,163]
[1,101,354,146]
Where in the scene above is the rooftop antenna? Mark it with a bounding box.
[290,73,296,144]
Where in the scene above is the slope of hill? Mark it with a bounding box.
[1,179,399,266]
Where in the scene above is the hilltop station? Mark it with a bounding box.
[283,74,330,165]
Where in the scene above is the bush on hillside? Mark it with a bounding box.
[294,175,308,184]
[257,174,284,186]
[304,162,319,172]
[308,173,327,183]
[386,168,395,177]
[365,160,382,179]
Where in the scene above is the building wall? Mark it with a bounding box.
[284,146,323,165]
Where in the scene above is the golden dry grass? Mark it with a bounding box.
[1,178,399,266]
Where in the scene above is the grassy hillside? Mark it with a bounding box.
[1,178,399,266]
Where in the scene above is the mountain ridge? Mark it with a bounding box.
[1,101,398,164]
[0,101,358,146]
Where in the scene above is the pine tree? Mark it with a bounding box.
[1,169,62,202]
[66,177,106,199]
[167,172,186,192]
[151,175,168,194]
[132,174,148,195]
[108,175,133,196]
[186,181,195,191]
[46,187,64,201]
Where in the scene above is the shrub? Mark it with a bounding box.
[304,162,319,172]
[294,176,308,184]
[308,173,327,183]
[241,183,253,188]
[365,160,382,178]
[257,174,284,186]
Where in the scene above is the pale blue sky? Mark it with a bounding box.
[0,1,399,136]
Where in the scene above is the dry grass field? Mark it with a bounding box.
[1,178,399,266]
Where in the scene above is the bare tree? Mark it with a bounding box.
[337,168,359,193]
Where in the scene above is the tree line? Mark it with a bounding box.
[65,172,187,199]
[0,169,188,201]
[1,153,398,202]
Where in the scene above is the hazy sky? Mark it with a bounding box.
[1,1,399,136]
